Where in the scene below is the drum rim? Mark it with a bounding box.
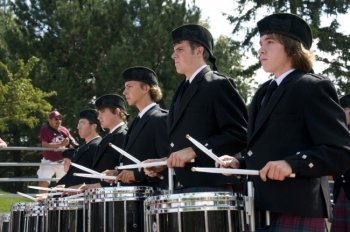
[24,202,45,216]
[85,186,154,202]
[45,197,84,210]
[144,191,244,214]
[11,202,27,211]
[145,191,236,201]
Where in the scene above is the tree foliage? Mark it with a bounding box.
[215,35,253,102]
[4,0,201,128]
[227,0,350,95]
[0,56,54,132]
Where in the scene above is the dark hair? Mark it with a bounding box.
[268,33,314,73]
[188,41,210,63]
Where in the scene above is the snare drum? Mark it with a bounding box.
[1,214,10,232]
[24,202,44,232]
[144,192,245,232]
[9,202,26,232]
[45,197,84,232]
[85,186,153,232]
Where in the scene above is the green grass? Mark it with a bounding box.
[0,190,31,213]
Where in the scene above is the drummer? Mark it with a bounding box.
[145,24,248,193]
[55,109,102,188]
[103,66,169,188]
[73,94,128,190]
[219,13,350,231]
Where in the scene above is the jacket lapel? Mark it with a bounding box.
[169,66,209,134]
[74,136,100,162]
[73,143,89,162]
[249,70,301,143]
[252,85,286,137]
[92,126,122,167]
[124,105,156,151]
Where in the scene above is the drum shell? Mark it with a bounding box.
[85,186,153,232]
[1,214,10,232]
[144,192,245,232]
[9,202,26,232]
[44,197,84,232]
[24,202,44,232]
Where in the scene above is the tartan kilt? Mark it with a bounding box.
[331,188,350,232]
[268,214,327,232]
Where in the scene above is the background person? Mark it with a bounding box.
[37,110,77,192]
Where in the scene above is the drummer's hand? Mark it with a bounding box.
[36,195,47,202]
[78,183,89,192]
[75,182,100,192]
[260,160,292,182]
[216,155,240,176]
[217,155,240,168]
[101,169,118,184]
[144,158,167,177]
[59,184,81,195]
[167,147,196,168]
[117,170,135,184]
[63,158,71,172]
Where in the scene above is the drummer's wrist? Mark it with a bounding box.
[187,146,197,159]
[87,183,101,189]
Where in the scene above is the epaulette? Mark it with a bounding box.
[303,73,329,81]
[212,70,226,78]
[159,108,169,113]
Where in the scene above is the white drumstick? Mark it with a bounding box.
[28,185,52,191]
[191,167,296,178]
[28,185,80,193]
[73,173,117,180]
[53,187,81,193]
[36,192,63,197]
[17,192,36,201]
[70,162,100,175]
[186,134,225,165]
[109,143,141,164]
[117,161,167,170]
[64,193,84,199]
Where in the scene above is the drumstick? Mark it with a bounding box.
[70,162,100,175]
[28,185,52,191]
[28,185,80,193]
[186,134,225,165]
[64,193,84,199]
[117,160,167,170]
[109,143,141,164]
[73,173,117,180]
[36,192,63,197]
[53,187,81,193]
[117,159,195,170]
[17,192,36,201]
[191,167,296,178]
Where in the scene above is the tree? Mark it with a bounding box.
[227,0,350,96]
[0,56,55,192]
[214,35,255,102]
[6,0,201,127]
[0,56,54,132]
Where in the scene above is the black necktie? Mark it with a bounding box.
[124,116,140,147]
[261,80,278,108]
[177,80,190,102]
[129,116,140,133]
